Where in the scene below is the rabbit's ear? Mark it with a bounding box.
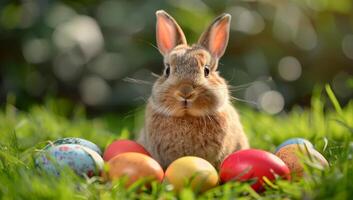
[156,10,187,55]
[198,14,231,59]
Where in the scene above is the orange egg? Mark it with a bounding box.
[275,144,329,178]
[106,152,164,187]
[165,156,219,193]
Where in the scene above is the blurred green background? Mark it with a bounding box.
[0,0,352,114]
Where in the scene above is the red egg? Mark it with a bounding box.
[103,140,151,161]
[219,149,291,192]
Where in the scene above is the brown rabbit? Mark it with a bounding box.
[139,10,249,169]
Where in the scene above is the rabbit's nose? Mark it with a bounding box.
[177,84,194,99]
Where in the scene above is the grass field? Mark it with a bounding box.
[0,86,352,200]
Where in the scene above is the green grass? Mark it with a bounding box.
[0,87,352,200]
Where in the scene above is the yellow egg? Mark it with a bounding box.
[275,144,329,178]
[164,156,219,193]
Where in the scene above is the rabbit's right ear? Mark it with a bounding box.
[156,10,187,56]
[198,14,231,59]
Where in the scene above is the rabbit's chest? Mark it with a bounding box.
[147,112,229,166]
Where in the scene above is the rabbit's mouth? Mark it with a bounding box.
[181,99,193,110]
[166,89,218,117]
[176,98,213,117]
[166,96,200,116]
[175,96,195,111]
[182,99,189,108]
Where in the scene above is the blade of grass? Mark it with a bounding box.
[325,84,343,116]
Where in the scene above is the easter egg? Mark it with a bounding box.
[275,138,313,153]
[164,156,219,193]
[44,137,102,155]
[275,144,329,177]
[36,144,104,177]
[106,152,164,187]
[220,149,291,192]
[103,139,150,161]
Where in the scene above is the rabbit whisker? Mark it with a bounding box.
[229,95,258,106]
[227,82,256,90]
[133,96,148,103]
[123,105,145,120]
[123,77,153,85]
[203,81,257,92]
[151,72,161,78]
[138,39,160,52]
[202,87,246,92]
[227,77,273,90]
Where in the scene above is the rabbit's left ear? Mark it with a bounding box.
[156,10,187,56]
[198,14,231,59]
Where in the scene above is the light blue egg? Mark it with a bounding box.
[275,138,314,153]
[44,137,102,155]
[36,144,104,177]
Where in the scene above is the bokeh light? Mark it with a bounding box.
[53,51,84,82]
[80,76,111,106]
[22,38,50,64]
[52,15,103,62]
[228,6,265,35]
[278,56,302,81]
[259,90,285,114]
[88,53,126,80]
[244,81,270,106]
[273,3,317,50]
[342,34,353,60]
[45,3,76,28]
[96,1,125,28]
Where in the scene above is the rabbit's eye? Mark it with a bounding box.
[204,65,210,77]
[165,64,170,77]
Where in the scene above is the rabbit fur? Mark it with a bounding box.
[139,10,249,169]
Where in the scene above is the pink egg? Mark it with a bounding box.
[103,139,151,161]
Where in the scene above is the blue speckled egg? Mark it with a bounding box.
[36,144,104,177]
[275,138,314,153]
[44,137,102,155]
